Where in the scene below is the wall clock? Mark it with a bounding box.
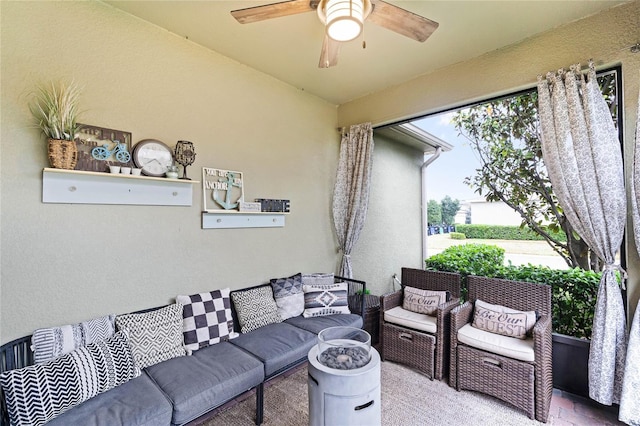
[132,139,174,177]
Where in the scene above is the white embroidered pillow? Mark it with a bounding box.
[31,314,116,364]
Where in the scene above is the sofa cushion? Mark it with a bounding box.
[176,288,235,351]
[31,314,116,364]
[0,330,139,426]
[457,323,535,362]
[229,322,316,377]
[116,304,187,369]
[403,287,447,315]
[472,299,537,339]
[270,273,304,320]
[302,282,351,317]
[145,341,264,425]
[231,286,283,333]
[46,372,172,426]
[285,313,363,334]
[384,306,437,334]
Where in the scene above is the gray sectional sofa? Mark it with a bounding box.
[0,277,366,426]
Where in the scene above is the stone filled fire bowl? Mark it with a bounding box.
[317,326,371,370]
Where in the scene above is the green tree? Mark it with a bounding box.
[427,199,442,225]
[452,71,618,271]
[441,195,460,225]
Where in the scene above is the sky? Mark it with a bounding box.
[413,112,482,204]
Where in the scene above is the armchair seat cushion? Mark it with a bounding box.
[457,323,534,362]
[384,306,437,334]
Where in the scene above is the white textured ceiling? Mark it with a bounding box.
[104,0,629,105]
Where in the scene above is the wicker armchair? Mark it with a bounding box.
[379,268,461,380]
[449,276,552,422]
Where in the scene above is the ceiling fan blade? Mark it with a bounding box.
[318,35,340,68]
[231,0,315,24]
[368,0,439,42]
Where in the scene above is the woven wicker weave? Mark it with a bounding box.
[449,276,552,422]
[48,139,78,170]
[380,268,461,380]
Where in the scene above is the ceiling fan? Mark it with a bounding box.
[230,0,439,68]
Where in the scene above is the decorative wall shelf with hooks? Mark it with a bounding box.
[201,210,288,229]
[42,168,198,206]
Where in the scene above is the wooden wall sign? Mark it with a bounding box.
[74,124,132,172]
[202,167,244,211]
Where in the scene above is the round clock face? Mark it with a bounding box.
[132,139,174,177]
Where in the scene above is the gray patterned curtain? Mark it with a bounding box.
[620,86,640,425]
[537,61,627,406]
[332,122,374,278]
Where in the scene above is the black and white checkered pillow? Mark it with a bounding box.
[176,288,234,351]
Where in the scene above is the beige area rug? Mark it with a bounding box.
[198,360,543,426]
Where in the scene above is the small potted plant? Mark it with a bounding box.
[30,80,83,169]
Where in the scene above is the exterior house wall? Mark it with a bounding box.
[470,200,522,226]
[351,134,424,292]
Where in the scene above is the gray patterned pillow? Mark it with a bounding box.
[115,304,187,369]
[301,272,335,286]
[270,273,304,320]
[0,330,139,426]
[302,282,351,317]
[231,286,283,333]
[31,314,116,364]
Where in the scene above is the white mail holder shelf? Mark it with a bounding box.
[202,210,287,229]
[42,168,197,206]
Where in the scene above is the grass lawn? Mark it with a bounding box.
[427,233,569,269]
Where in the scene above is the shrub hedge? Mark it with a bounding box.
[425,243,600,339]
[450,232,466,240]
[454,224,566,242]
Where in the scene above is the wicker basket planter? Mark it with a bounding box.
[48,138,78,169]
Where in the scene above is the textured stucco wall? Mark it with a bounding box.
[0,1,346,343]
[339,1,640,317]
[350,134,424,295]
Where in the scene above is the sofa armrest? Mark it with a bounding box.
[337,275,367,325]
[1,335,35,426]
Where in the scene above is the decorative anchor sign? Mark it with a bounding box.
[202,167,244,211]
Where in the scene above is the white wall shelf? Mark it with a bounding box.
[202,210,288,229]
[42,168,198,206]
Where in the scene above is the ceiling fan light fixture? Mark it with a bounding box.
[325,0,364,42]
